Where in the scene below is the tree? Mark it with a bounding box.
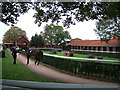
[1,2,120,27]
[94,18,120,41]
[71,38,82,41]
[3,26,28,43]
[33,2,120,28]
[1,2,32,25]
[1,2,120,41]
[29,33,45,47]
[43,24,71,45]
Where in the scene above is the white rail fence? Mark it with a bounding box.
[43,53,120,63]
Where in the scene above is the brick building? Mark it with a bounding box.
[68,36,120,52]
[4,36,29,48]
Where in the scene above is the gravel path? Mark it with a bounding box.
[17,53,119,86]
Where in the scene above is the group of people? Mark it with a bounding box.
[10,46,33,64]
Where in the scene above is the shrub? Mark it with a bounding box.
[57,49,62,52]
[97,56,104,59]
[50,49,57,54]
[41,55,120,82]
[87,54,95,58]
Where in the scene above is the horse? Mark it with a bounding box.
[20,46,43,65]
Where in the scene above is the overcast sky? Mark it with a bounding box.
[0,9,99,44]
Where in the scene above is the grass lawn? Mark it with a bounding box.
[42,51,120,61]
[1,50,57,82]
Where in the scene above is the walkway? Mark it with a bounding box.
[17,53,119,86]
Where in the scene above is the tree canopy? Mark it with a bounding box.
[94,18,120,41]
[43,24,71,45]
[3,26,28,43]
[1,2,119,26]
[29,33,45,47]
[1,2,32,25]
[1,2,120,41]
[71,38,82,41]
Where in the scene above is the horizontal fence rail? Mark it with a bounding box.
[43,53,120,63]
[1,79,119,89]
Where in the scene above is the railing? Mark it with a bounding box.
[1,79,119,89]
[43,53,120,63]
[71,49,120,53]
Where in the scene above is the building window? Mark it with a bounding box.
[116,47,120,52]
[103,47,107,51]
[109,47,113,51]
[98,47,101,51]
[89,47,91,50]
[93,47,96,50]
[78,46,80,49]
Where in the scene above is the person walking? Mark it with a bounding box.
[11,46,18,64]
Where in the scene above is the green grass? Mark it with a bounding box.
[1,50,57,82]
[42,51,120,61]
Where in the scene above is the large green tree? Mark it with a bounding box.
[94,18,120,41]
[29,33,45,47]
[3,26,28,43]
[43,24,71,45]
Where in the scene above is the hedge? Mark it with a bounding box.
[73,51,120,58]
[41,55,120,83]
[19,51,120,83]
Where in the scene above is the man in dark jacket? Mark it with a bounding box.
[11,47,18,64]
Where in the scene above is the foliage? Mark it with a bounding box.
[94,18,120,41]
[87,54,95,58]
[50,49,57,54]
[41,55,120,83]
[97,56,104,59]
[29,33,45,47]
[1,2,120,41]
[43,24,71,45]
[2,50,56,82]
[71,38,82,41]
[1,2,119,26]
[33,2,120,28]
[1,2,32,25]
[3,26,28,43]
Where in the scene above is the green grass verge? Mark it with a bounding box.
[1,50,57,83]
[42,51,120,61]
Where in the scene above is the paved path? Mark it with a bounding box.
[17,53,119,86]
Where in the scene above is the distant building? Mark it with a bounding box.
[68,36,120,52]
[3,35,120,52]
[3,36,29,48]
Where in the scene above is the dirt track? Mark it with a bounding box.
[17,53,119,86]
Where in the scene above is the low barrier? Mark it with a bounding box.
[43,53,120,63]
[1,79,119,89]
[72,50,120,58]
[41,53,120,83]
